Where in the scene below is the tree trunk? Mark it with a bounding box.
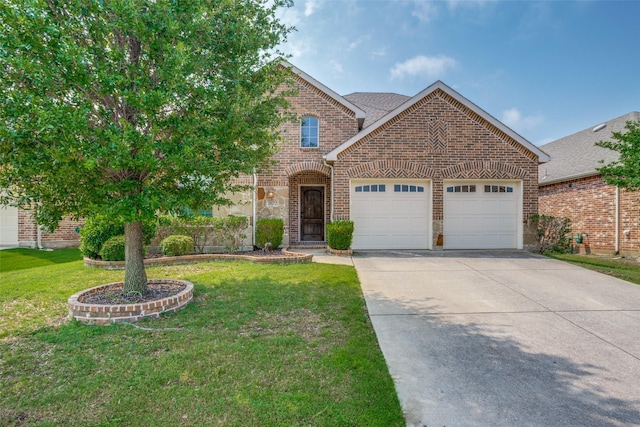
[124,221,148,295]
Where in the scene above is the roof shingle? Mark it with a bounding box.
[539,111,640,185]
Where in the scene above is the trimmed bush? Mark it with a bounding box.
[154,215,248,253]
[256,218,284,249]
[80,215,156,259]
[327,220,354,250]
[160,235,194,257]
[99,235,126,261]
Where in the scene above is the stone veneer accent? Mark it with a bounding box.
[68,279,193,325]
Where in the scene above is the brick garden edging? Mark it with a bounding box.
[327,247,353,256]
[68,279,193,325]
[83,248,312,270]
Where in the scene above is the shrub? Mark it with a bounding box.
[530,214,572,254]
[154,215,248,253]
[99,235,126,261]
[79,215,156,259]
[214,216,248,253]
[327,220,354,250]
[160,235,194,257]
[256,218,284,249]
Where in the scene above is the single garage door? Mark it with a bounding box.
[0,204,19,247]
[444,181,521,249]
[351,180,431,250]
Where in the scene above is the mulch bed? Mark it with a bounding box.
[80,282,187,305]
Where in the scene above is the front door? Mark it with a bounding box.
[301,186,324,241]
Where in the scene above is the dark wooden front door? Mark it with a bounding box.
[301,186,324,241]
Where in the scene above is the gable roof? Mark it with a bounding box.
[343,92,411,128]
[280,60,366,129]
[538,111,640,185]
[325,80,550,163]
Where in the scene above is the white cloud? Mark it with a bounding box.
[284,38,311,59]
[501,108,544,132]
[276,7,301,27]
[371,47,387,58]
[330,60,343,74]
[390,55,457,79]
[304,0,319,17]
[447,0,496,11]
[412,1,439,23]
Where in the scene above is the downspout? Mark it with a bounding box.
[36,223,43,250]
[252,170,257,248]
[615,186,620,254]
[322,158,334,221]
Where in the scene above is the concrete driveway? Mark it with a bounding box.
[353,251,640,426]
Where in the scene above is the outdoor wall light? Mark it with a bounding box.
[623,230,631,236]
[266,190,275,199]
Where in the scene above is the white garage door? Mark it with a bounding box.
[444,181,521,249]
[0,205,19,247]
[351,180,431,250]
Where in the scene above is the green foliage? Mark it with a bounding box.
[256,218,284,248]
[327,220,355,250]
[99,235,126,261]
[0,0,294,289]
[160,235,194,257]
[155,215,248,253]
[596,120,640,189]
[79,215,155,259]
[530,214,572,254]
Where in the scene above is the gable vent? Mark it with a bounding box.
[592,123,606,132]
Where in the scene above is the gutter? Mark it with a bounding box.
[252,170,257,248]
[615,186,620,253]
[538,171,600,186]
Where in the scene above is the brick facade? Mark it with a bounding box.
[539,175,640,255]
[18,209,82,248]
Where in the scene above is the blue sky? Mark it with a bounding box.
[276,0,640,146]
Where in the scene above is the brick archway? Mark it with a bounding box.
[441,161,528,180]
[285,161,331,178]
[347,160,438,179]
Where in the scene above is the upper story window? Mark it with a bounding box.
[300,116,319,148]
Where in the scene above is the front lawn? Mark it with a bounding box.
[548,253,640,285]
[0,249,404,426]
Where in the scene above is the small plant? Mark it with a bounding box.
[256,218,284,249]
[214,216,248,253]
[155,215,248,253]
[99,235,126,261]
[160,235,194,257]
[327,220,354,250]
[530,214,572,254]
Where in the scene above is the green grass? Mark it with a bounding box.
[0,249,404,426]
[548,253,640,285]
[0,247,82,273]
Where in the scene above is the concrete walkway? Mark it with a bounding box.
[351,251,640,427]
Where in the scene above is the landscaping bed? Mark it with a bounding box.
[84,248,312,269]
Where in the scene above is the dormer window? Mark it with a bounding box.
[300,116,319,148]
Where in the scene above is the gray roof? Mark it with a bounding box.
[343,92,411,128]
[538,111,640,185]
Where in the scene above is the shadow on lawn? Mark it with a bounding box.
[364,290,640,426]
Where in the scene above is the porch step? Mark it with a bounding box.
[289,242,327,249]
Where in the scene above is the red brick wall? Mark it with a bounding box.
[539,175,640,254]
[332,90,539,226]
[18,209,82,248]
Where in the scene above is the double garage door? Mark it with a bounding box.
[350,180,521,250]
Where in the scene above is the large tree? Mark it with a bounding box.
[0,0,293,294]
[596,120,640,189]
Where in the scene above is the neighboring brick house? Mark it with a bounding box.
[538,111,640,255]
[0,204,82,249]
[0,61,549,250]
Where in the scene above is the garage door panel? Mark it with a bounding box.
[351,180,430,250]
[444,181,520,250]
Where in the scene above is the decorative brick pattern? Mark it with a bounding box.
[347,160,438,179]
[539,175,640,255]
[429,118,448,152]
[68,279,194,325]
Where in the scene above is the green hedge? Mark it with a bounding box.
[79,215,156,259]
[155,215,247,253]
[99,235,126,261]
[327,220,354,250]
[256,218,284,249]
[160,235,194,257]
